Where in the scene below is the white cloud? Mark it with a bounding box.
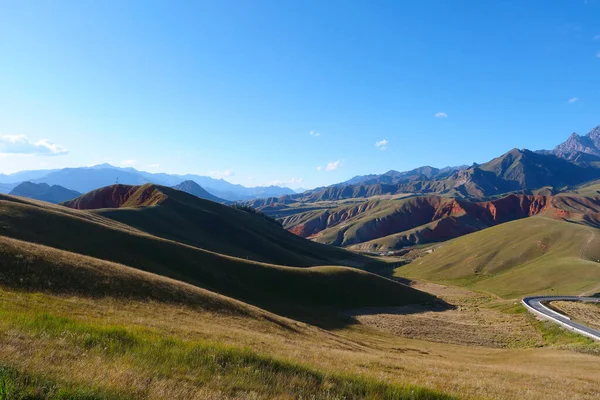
[316,165,323,171]
[568,97,579,103]
[0,134,68,156]
[267,177,303,186]
[375,139,388,151]
[309,130,321,137]
[121,159,136,166]
[434,112,448,118]
[325,160,342,171]
[147,163,160,169]
[207,169,235,179]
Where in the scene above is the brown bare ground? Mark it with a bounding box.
[349,281,541,348]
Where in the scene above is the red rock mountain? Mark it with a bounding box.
[282,194,600,251]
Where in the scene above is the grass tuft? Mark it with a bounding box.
[0,365,128,400]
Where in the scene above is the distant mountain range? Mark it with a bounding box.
[172,180,228,203]
[0,163,295,201]
[4,124,600,206]
[9,182,81,204]
[245,125,600,206]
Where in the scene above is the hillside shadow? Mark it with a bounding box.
[254,297,454,331]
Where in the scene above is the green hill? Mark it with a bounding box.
[62,184,376,267]
[396,216,600,298]
[1,192,433,310]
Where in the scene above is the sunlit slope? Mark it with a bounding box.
[396,216,600,298]
[64,184,373,267]
[0,194,433,309]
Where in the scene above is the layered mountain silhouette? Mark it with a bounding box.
[172,180,228,203]
[9,182,81,204]
[0,163,294,201]
[246,145,600,207]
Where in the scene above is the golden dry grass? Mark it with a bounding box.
[3,193,600,399]
[551,301,600,331]
[2,282,600,400]
[349,282,541,348]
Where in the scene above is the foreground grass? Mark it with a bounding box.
[0,308,454,400]
[0,365,128,400]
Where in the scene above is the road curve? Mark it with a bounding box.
[522,296,600,341]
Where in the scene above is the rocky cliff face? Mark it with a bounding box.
[283,193,600,250]
[552,125,600,159]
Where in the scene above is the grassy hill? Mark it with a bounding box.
[0,233,450,399]
[4,187,600,399]
[396,216,600,298]
[0,192,433,311]
[62,184,375,268]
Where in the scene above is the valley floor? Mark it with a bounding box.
[1,280,599,400]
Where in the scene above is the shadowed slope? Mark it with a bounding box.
[63,184,375,268]
[0,235,265,317]
[1,194,434,311]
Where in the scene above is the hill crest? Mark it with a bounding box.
[63,184,167,209]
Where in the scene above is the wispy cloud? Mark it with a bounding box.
[375,139,388,151]
[309,130,321,137]
[597,51,600,58]
[325,160,342,172]
[207,169,235,179]
[434,112,448,118]
[267,177,303,186]
[568,97,580,103]
[147,163,160,169]
[316,165,323,171]
[121,159,136,166]
[0,134,68,156]
[594,35,600,40]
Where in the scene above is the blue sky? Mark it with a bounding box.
[0,0,599,189]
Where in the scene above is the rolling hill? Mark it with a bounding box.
[62,184,377,267]
[9,181,81,204]
[281,193,600,252]
[2,188,434,311]
[396,216,600,298]
[0,215,448,400]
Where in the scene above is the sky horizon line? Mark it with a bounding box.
[2,1,599,188]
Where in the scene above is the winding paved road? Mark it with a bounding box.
[522,296,600,341]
